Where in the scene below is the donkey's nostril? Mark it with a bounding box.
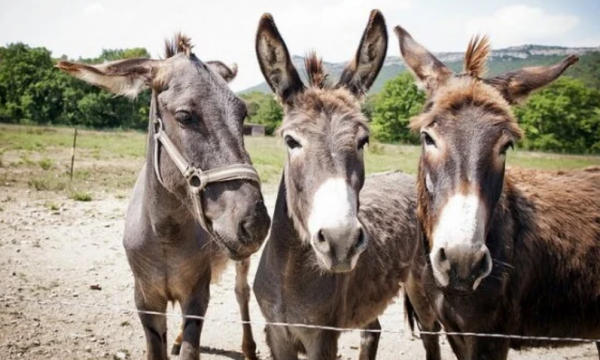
[237,218,253,242]
[472,246,492,276]
[439,248,447,262]
[354,227,367,250]
[317,230,326,243]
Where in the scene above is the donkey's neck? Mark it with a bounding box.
[269,173,305,248]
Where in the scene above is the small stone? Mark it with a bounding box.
[114,351,127,360]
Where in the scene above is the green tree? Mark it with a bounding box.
[0,43,57,123]
[240,91,283,135]
[0,43,151,128]
[253,96,283,135]
[370,73,425,143]
[514,77,600,153]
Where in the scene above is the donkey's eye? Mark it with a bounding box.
[500,141,514,155]
[175,111,194,124]
[357,135,369,150]
[284,135,302,150]
[421,132,436,147]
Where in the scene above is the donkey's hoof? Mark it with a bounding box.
[171,343,181,356]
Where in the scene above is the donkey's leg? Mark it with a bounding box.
[178,279,211,360]
[405,278,441,360]
[358,318,381,360]
[469,337,509,360]
[235,259,258,360]
[447,335,468,360]
[596,342,600,360]
[134,281,169,360]
[171,322,184,355]
[305,330,338,360]
[265,325,299,360]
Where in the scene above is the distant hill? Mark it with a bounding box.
[239,45,600,94]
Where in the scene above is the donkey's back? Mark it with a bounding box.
[508,166,600,348]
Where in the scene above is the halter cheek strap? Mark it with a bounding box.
[152,116,261,234]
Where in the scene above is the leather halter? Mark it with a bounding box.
[151,104,261,234]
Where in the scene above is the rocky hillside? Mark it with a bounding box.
[240,44,600,94]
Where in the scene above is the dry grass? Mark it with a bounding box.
[0,124,599,195]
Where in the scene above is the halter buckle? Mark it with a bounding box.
[185,167,205,193]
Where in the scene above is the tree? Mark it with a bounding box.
[0,43,57,123]
[370,73,425,143]
[514,77,600,153]
[253,96,283,135]
[240,91,283,135]
[0,43,151,128]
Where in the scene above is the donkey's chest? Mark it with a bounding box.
[129,233,228,303]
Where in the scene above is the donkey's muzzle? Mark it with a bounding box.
[430,244,492,292]
[213,198,270,260]
[236,200,270,249]
[311,224,367,273]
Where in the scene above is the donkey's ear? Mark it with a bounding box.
[255,13,304,105]
[207,61,238,83]
[394,26,452,96]
[56,58,159,99]
[485,55,579,104]
[337,10,388,97]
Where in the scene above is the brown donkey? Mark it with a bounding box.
[395,26,600,359]
[57,34,271,360]
[253,11,440,360]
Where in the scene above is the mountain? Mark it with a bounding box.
[239,45,600,95]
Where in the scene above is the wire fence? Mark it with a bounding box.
[2,295,599,344]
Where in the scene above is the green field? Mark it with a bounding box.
[0,124,599,196]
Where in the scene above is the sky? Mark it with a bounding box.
[1,0,599,91]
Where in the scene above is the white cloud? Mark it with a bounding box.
[2,0,596,92]
[466,5,579,47]
[84,3,104,15]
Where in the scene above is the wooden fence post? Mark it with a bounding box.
[69,128,78,183]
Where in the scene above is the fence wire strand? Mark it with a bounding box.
[1,295,599,344]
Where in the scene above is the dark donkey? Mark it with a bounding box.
[57,34,270,360]
[253,11,440,360]
[395,26,600,359]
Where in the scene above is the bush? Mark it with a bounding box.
[28,176,67,191]
[69,191,92,202]
[38,158,53,170]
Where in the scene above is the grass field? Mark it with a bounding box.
[0,124,599,196]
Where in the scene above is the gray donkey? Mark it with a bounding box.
[57,34,271,360]
[252,11,440,360]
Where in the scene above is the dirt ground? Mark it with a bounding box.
[0,185,598,359]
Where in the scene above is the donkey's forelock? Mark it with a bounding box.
[408,76,523,139]
[406,34,522,139]
[464,35,491,78]
[304,51,328,89]
[164,32,193,58]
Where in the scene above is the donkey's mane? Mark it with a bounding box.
[304,51,328,89]
[463,35,491,78]
[165,33,193,58]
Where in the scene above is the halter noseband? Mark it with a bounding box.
[151,113,261,235]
